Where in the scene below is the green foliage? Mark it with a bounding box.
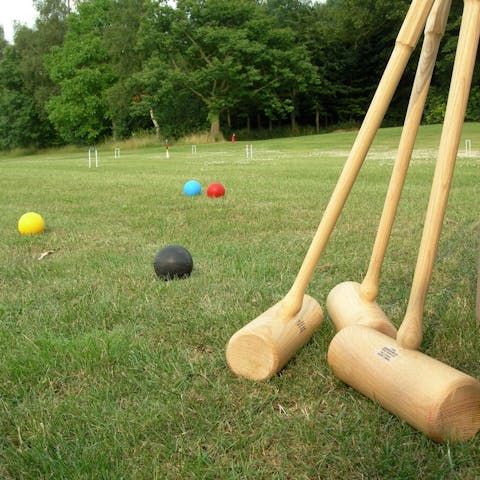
[45,0,115,144]
[0,47,44,149]
[424,87,446,125]
[0,0,477,149]
[0,90,38,150]
[103,0,148,139]
[466,86,480,123]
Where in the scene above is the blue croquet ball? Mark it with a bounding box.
[183,180,201,196]
[154,245,193,280]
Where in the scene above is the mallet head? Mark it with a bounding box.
[327,281,397,337]
[328,325,480,442]
[226,295,323,381]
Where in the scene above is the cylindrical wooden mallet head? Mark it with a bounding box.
[226,295,323,381]
[327,281,397,338]
[328,325,480,442]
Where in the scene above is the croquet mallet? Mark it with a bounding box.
[226,0,436,380]
[328,0,480,442]
[327,0,452,338]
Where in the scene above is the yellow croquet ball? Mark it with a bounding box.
[18,212,46,235]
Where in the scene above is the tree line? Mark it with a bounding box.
[0,0,478,150]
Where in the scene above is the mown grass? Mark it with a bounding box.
[1,124,479,479]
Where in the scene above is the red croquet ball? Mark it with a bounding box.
[206,182,225,198]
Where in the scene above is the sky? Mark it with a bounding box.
[0,0,38,43]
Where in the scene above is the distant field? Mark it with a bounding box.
[1,124,479,479]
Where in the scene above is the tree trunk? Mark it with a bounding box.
[290,110,297,132]
[315,108,320,134]
[149,109,160,139]
[208,111,222,141]
[112,120,118,140]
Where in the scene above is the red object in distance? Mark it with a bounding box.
[207,183,226,198]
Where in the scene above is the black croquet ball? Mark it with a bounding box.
[154,245,193,280]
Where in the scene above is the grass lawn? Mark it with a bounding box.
[1,123,479,479]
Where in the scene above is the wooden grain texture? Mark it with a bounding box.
[360,0,451,304]
[226,295,323,381]
[397,0,480,350]
[280,0,435,318]
[327,282,397,337]
[226,0,434,381]
[327,0,450,338]
[328,325,480,442]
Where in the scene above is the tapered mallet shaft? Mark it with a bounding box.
[329,0,480,443]
[226,0,435,381]
[281,0,435,319]
[397,0,480,350]
[327,0,451,338]
[328,325,480,443]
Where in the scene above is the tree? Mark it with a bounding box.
[254,2,319,132]
[171,0,263,139]
[0,46,40,149]
[45,0,115,144]
[131,53,209,139]
[136,0,320,139]
[424,4,480,124]
[102,0,148,139]
[0,0,70,149]
[0,27,7,55]
[133,1,202,139]
[1,0,474,150]
[11,16,69,147]
[305,0,412,126]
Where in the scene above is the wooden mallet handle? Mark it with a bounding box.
[397,0,480,349]
[281,0,436,318]
[360,0,452,303]
[327,1,450,338]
